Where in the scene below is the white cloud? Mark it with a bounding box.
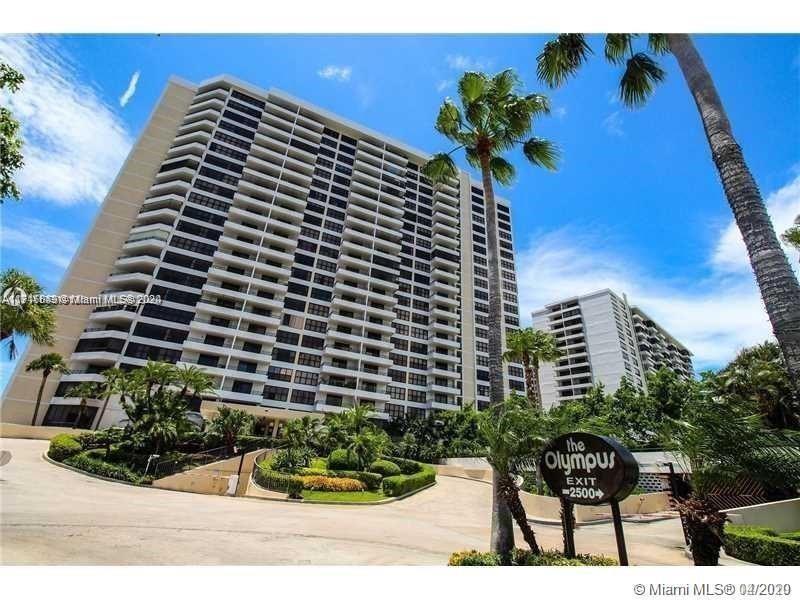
[445,54,493,71]
[436,79,453,92]
[0,35,132,205]
[602,111,624,136]
[0,217,80,269]
[119,69,140,107]
[317,65,352,82]
[516,174,800,371]
[712,173,800,274]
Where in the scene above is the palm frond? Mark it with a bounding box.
[465,147,482,170]
[489,156,515,185]
[421,152,458,185]
[536,34,592,88]
[457,71,488,104]
[604,33,635,65]
[522,137,560,171]
[489,69,519,101]
[619,53,665,108]
[434,98,463,139]
[648,34,670,55]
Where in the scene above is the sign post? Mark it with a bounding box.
[540,432,639,566]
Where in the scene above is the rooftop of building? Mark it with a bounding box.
[169,74,511,207]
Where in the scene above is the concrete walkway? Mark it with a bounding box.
[0,438,693,565]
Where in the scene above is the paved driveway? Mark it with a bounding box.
[0,438,692,565]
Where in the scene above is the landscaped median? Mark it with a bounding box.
[252,452,436,503]
[47,432,154,485]
[723,525,800,566]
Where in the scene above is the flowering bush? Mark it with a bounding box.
[299,475,366,492]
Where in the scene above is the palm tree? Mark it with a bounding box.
[537,33,800,391]
[70,381,98,429]
[422,69,558,557]
[342,404,374,435]
[93,367,124,430]
[503,328,562,409]
[0,269,55,358]
[208,405,254,454]
[174,364,216,407]
[25,352,70,426]
[479,394,548,563]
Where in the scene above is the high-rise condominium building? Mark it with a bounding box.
[1,75,525,431]
[531,289,693,408]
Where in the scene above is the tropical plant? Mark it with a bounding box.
[174,364,217,407]
[714,342,799,429]
[0,62,25,203]
[537,33,800,391]
[93,367,125,430]
[25,352,70,426]
[116,361,193,455]
[479,394,549,562]
[422,68,558,557]
[783,218,800,256]
[282,415,320,452]
[346,428,389,470]
[207,406,254,454]
[0,268,55,358]
[503,327,562,408]
[666,388,800,565]
[70,381,98,429]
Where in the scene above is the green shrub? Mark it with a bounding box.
[448,549,617,566]
[63,450,149,484]
[48,434,82,462]
[781,531,800,542]
[382,464,436,497]
[370,459,401,477]
[381,455,422,474]
[328,448,359,470]
[723,525,800,566]
[236,435,275,450]
[271,448,313,473]
[254,466,303,499]
[76,428,123,450]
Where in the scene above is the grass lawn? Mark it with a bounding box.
[300,489,386,502]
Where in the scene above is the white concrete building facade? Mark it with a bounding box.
[532,289,693,408]
[1,75,525,429]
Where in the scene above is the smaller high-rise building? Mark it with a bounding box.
[531,289,693,408]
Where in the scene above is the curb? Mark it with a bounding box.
[247,478,437,505]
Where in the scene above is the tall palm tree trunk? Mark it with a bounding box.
[31,373,48,426]
[531,358,542,410]
[94,393,112,430]
[479,151,515,557]
[522,352,538,407]
[667,34,800,391]
[498,474,541,554]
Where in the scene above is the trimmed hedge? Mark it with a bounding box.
[48,434,82,462]
[723,525,800,566]
[369,459,401,477]
[299,475,366,492]
[328,448,360,471]
[382,455,422,475]
[449,549,617,566]
[382,463,436,497]
[63,450,150,484]
[254,465,303,499]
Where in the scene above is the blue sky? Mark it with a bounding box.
[1,34,798,390]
